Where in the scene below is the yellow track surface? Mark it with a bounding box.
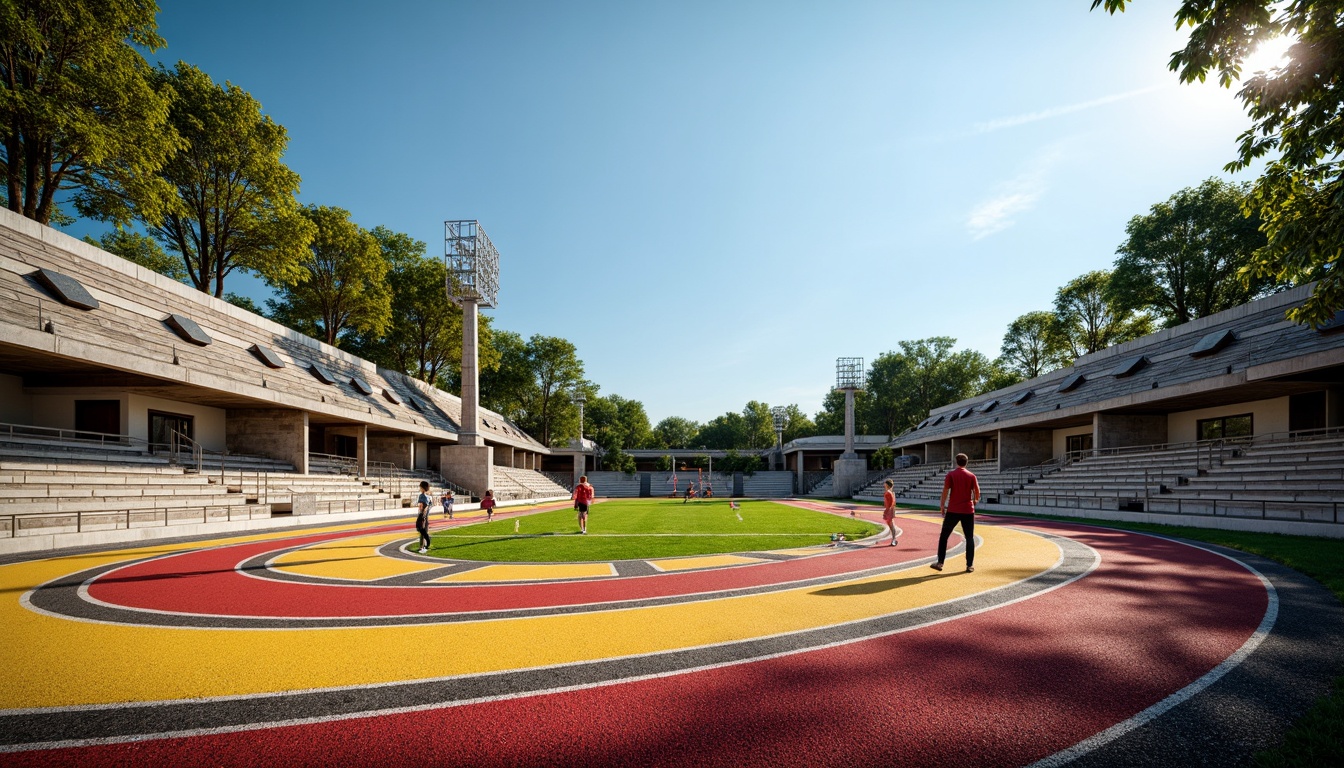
[0,518,1056,709]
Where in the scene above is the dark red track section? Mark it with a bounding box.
[85,516,940,617]
[12,520,1269,767]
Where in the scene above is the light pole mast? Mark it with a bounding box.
[832,357,866,497]
[771,405,787,471]
[443,220,500,497]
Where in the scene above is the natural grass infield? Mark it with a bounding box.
[428,498,882,562]
[966,507,1344,767]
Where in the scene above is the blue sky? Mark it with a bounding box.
[69,1,1270,425]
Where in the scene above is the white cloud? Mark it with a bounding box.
[972,85,1164,135]
[965,148,1065,240]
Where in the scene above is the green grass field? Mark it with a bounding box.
[429,498,883,562]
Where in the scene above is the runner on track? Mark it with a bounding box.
[414,481,432,553]
[883,478,899,547]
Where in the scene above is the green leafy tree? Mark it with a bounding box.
[144,62,312,297]
[718,449,763,476]
[84,230,186,282]
[480,330,533,418]
[740,401,777,450]
[999,311,1070,379]
[1093,0,1342,326]
[478,335,585,446]
[1112,178,1275,327]
[1054,271,1153,357]
[779,404,817,443]
[267,205,389,347]
[815,388,870,435]
[870,445,895,470]
[695,411,748,449]
[344,227,489,389]
[654,454,674,471]
[652,416,701,449]
[980,360,1024,394]
[0,0,180,225]
[601,445,636,475]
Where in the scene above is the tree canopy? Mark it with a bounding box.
[1111,178,1274,327]
[143,63,312,297]
[267,205,389,347]
[652,416,701,449]
[0,0,180,226]
[1095,0,1344,326]
[999,310,1070,379]
[1053,270,1153,358]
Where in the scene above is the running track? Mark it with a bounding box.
[0,499,1340,767]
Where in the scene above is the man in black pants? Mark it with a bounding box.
[414,481,432,554]
[931,453,980,573]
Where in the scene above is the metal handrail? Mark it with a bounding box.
[0,421,147,448]
[309,452,358,476]
[168,430,203,474]
[996,492,1341,525]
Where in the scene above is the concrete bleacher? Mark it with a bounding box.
[586,471,643,498]
[741,472,794,497]
[491,465,571,501]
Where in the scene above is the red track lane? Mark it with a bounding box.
[81,517,941,618]
[10,521,1268,768]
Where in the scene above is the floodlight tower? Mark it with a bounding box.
[445,220,499,447]
[771,405,788,470]
[832,357,867,496]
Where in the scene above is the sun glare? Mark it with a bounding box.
[1241,35,1295,77]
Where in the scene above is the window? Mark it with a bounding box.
[75,400,120,438]
[1198,414,1253,441]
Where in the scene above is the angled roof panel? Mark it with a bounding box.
[1058,374,1086,393]
[1189,329,1236,357]
[164,313,212,346]
[249,343,284,369]
[34,268,99,310]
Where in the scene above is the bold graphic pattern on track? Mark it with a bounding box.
[0,500,1324,767]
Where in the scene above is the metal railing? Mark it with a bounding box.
[167,429,203,474]
[309,452,358,476]
[0,421,142,448]
[1,504,271,538]
[996,492,1341,525]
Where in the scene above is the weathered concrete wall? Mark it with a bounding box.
[369,434,413,469]
[926,441,952,464]
[1096,413,1168,450]
[227,409,308,473]
[439,444,493,498]
[493,445,514,467]
[998,429,1052,469]
[950,437,988,462]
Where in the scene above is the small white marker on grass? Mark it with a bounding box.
[514,519,520,533]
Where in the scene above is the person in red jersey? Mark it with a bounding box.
[882,478,899,547]
[480,489,496,522]
[931,453,980,573]
[572,475,595,534]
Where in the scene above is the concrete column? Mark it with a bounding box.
[796,450,805,492]
[998,429,1053,469]
[226,409,308,474]
[1095,413,1168,450]
[842,389,856,458]
[494,445,514,467]
[459,298,482,447]
[354,424,367,477]
[572,453,585,487]
[439,444,493,498]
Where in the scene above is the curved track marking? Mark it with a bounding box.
[0,512,1297,768]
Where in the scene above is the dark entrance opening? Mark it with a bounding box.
[74,400,120,439]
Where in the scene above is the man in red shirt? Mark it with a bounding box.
[931,453,980,573]
[572,475,595,534]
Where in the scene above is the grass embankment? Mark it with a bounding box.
[986,510,1343,767]
[430,498,882,562]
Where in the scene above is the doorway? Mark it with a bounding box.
[149,411,194,453]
